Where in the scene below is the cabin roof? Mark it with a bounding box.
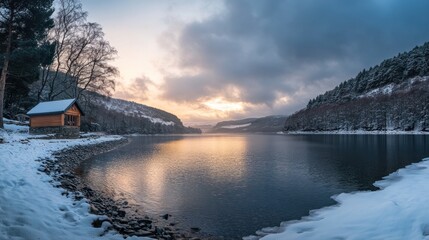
[27,99,85,116]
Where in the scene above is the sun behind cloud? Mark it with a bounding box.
[203,98,244,112]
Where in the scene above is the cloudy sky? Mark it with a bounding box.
[82,0,429,125]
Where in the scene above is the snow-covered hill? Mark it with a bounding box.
[92,95,177,126]
[284,42,429,132]
[307,42,429,109]
[80,92,201,134]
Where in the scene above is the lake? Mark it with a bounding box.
[79,134,429,239]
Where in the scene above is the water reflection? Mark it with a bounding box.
[79,134,429,238]
[301,135,429,189]
[155,136,248,180]
[82,135,248,214]
[143,159,167,209]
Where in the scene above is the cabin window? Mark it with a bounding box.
[64,115,78,126]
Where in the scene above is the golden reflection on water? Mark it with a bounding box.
[143,159,167,208]
[96,135,249,212]
[158,136,248,180]
[83,134,429,237]
[101,163,138,199]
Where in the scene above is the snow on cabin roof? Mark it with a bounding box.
[27,99,84,116]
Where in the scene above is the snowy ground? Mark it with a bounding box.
[252,157,429,240]
[0,122,144,240]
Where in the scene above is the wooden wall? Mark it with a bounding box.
[65,104,81,116]
[30,114,64,128]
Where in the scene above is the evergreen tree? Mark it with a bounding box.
[0,0,54,127]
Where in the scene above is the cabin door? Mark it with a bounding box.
[64,114,78,126]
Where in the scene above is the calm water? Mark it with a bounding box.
[79,134,429,238]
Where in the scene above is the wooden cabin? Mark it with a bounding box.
[27,99,84,137]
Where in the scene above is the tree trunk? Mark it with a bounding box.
[0,10,14,128]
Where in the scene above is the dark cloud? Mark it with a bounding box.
[161,0,429,115]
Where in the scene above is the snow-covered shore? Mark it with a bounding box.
[0,123,143,240]
[284,130,429,135]
[252,157,429,240]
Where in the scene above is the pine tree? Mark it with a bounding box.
[0,0,54,127]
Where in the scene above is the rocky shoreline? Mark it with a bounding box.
[39,136,220,239]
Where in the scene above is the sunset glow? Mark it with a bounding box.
[81,0,429,125]
[3,1,429,239]
[203,98,244,112]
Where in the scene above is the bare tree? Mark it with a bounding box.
[38,0,86,102]
[37,0,117,102]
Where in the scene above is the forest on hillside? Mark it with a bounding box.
[284,43,429,132]
[80,92,200,134]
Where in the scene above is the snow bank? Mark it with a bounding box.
[256,157,429,240]
[286,130,429,135]
[0,124,145,240]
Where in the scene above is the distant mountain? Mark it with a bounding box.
[81,92,201,134]
[211,116,287,133]
[284,42,429,132]
[189,124,214,133]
